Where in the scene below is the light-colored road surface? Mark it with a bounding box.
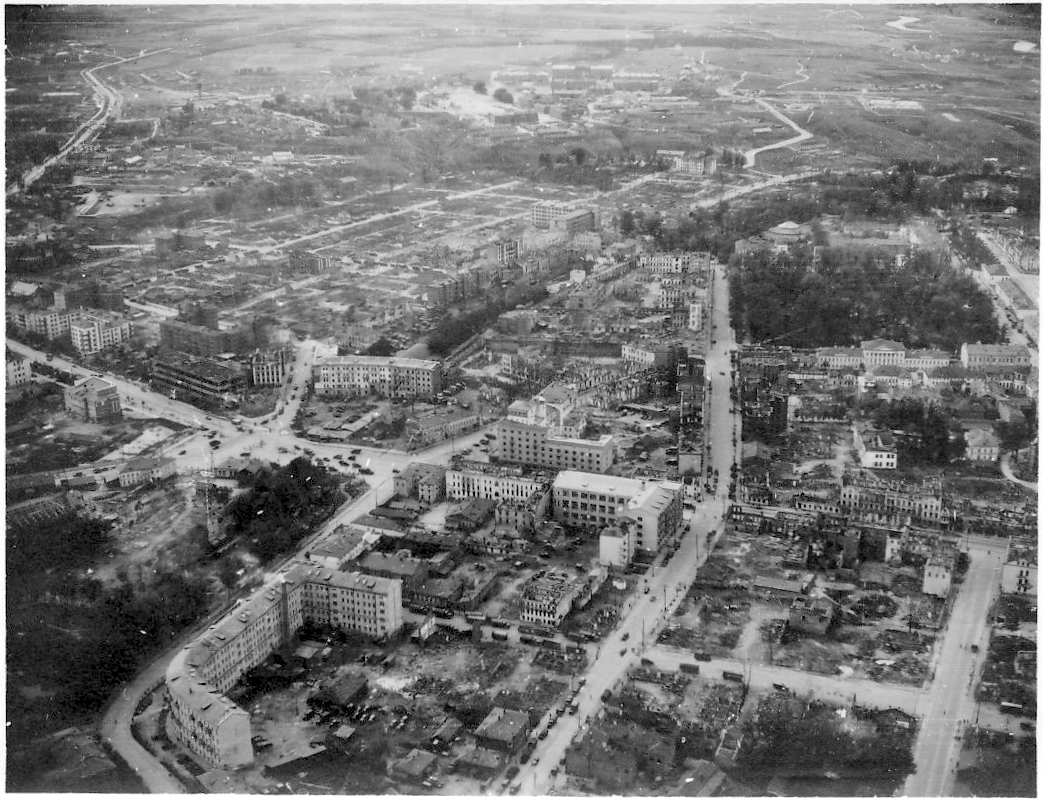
[7,47,173,196]
[514,256,742,796]
[904,542,1006,796]
[1000,451,1038,491]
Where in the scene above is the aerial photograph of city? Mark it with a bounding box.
[4,2,1039,796]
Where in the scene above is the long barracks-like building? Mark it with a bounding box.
[165,563,402,768]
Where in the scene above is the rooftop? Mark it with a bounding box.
[474,706,530,743]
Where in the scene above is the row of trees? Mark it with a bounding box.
[427,283,548,356]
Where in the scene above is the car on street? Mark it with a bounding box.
[178,449,186,455]
[359,467,374,475]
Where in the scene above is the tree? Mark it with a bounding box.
[473,81,487,94]
[492,88,514,104]
[398,86,417,110]
[618,208,636,237]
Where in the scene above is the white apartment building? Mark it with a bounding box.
[520,572,582,627]
[640,252,693,274]
[531,200,596,231]
[621,344,656,368]
[8,306,72,339]
[599,520,636,569]
[1002,545,1037,597]
[922,554,953,598]
[498,418,615,474]
[166,563,402,768]
[688,302,704,332]
[313,355,442,398]
[553,471,683,552]
[69,311,133,356]
[446,463,549,503]
[6,355,32,388]
[855,428,898,470]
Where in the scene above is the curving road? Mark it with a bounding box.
[7,47,173,197]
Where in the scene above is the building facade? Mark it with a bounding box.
[6,354,32,387]
[313,355,442,399]
[166,564,402,768]
[152,355,247,405]
[63,376,122,422]
[498,418,615,473]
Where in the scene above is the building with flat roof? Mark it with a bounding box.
[159,319,251,357]
[394,463,447,505]
[152,354,246,405]
[553,471,682,552]
[498,419,614,473]
[6,354,32,388]
[247,348,291,387]
[446,462,550,503]
[840,474,946,525]
[473,707,531,754]
[599,520,636,570]
[63,376,122,422]
[1002,537,1037,597]
[520,570,583,627]
[855,428,897,470]
[313,355,442,399]
[922,553,954,598]
[69,311,132,356]
[166,563,402,768]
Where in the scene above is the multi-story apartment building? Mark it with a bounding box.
[688,302,704,332]
[69,311,132,356]
[152,354,247,405]
[552,471,682,552]
[7,305,72,339]
[855,428,898,470]
[166,564,401,768]
[839,475,946,525]
[337,325,382,353]
[639,252,695,274]
[498,418,615,473]
[405,407,481,447]
[621,344,657,368]
[1002,537,1037,597]
[63,376,122,422]
[394,463,447,505]
[312,355,442,399]
[446,461,551,503]
[599,520,636,569]
[960,342,1032,371]
[621,479,685,552]
[530,200,596,232]
[520,571,583,627]
[6,354,32,387]
[159,319,252,357]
